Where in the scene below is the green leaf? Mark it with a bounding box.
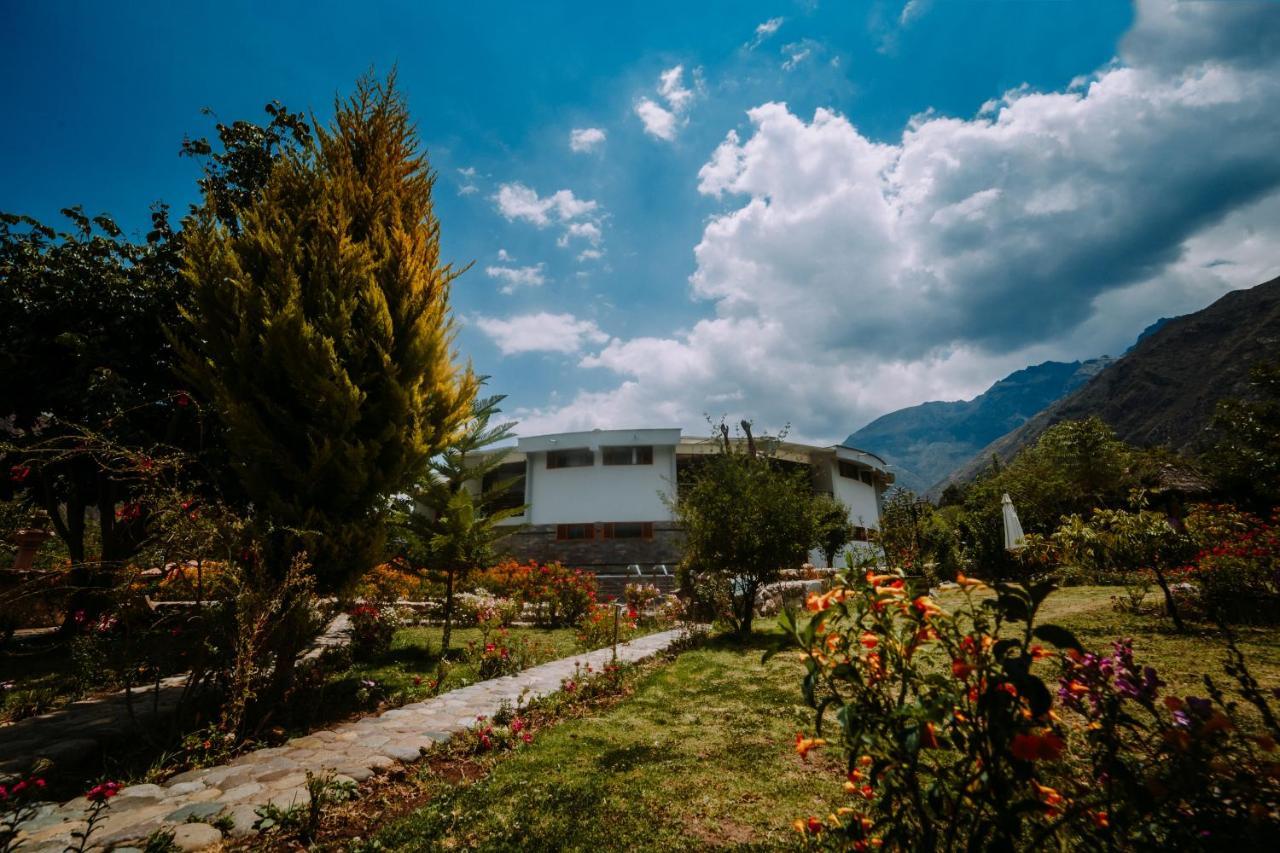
[1032,624,1082,653]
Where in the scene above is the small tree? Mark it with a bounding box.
[393,385,524,654]
[1208,361,1280,512]
[176,73,476,589]
[811,493,855,568]
[673,421,815,638]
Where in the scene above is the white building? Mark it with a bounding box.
[471,428,893,573]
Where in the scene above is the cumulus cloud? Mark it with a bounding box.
[899,0,930,26]
[635,65,699,141]
[485,263,546,294]
[493,182,605,250]
[473,312,610,355]
[509,1,1280,443]
[570,127,606,153]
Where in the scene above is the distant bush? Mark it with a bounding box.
[354,562,428,604]
[1184,504,1280,624]
[474,559,596,627]
[348,603,400,660]
[576,601,637,651]
[454,590,521,629]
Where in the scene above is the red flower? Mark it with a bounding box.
[86,780,122,802]
[1010,731,1065,762]
[175,391,191,408]
[9,464,31,484]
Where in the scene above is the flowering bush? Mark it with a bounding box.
[348,603,400,660]
[624,582,662,613]
[454,590,521,630]
[576,601,637,651]
[783,570,1280,850]
[460,713,534,754]
[1184,505,1280,624]
[465,628,540,679]
[354,562,427,604]
[475,559,596,627]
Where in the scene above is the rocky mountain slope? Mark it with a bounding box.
[936,275,1280,492]
[845,358,1111,493]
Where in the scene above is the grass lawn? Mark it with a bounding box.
[352,586,1280,852]
[366,626,842,852]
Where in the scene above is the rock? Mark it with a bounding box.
[165,801,225,822]
[225,803,260,838]
[171,822,223,851]
[167,780,208,796]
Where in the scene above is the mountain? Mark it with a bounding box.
[936,275,1280,492]
[845,358,1112,493]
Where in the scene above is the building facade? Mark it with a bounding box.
[470,428,893,573]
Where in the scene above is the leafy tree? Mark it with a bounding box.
[1052,506,1190,631]
[877,488,962,581]
[1208,361,1280,512]
[959,418,1134,576]
[673,421,816,638]
[180,100,312,234]
[393,384,524,654]
[176,73,476,590]
[0,206,182,564]
[811,492,855,568]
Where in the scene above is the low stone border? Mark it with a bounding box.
[12,628,684,852]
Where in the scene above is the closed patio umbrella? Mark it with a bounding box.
[1002,493,1026,552]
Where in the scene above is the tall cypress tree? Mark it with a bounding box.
[176,73,476,589]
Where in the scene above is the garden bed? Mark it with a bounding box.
[283,586,1280,851]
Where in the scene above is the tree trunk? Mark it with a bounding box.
[441,569,455,656]
[1151,564,1187,632]
[736,580,759,639]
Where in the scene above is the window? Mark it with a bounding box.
[838,460,861,479]
[860,470,875,486]
[482,461,526,514]
[852,526,870,542]
[546,448,594,469]
[602,445,654,465]
[601,522,654,539]
[556,523,595,541]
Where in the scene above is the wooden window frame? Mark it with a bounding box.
[601,521,654,540]
[556,523,596,541]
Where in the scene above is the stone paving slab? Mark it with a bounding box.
[12,628,682,851]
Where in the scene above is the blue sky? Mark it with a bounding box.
[4,1,1279,443]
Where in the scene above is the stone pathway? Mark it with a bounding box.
[12,628,682,852]
[0,613,354,779]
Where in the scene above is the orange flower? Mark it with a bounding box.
[955,572,986,589]
[793,816,825,835]
[913,596,944,618]
[859,631,879,649]
[921,722,940,749]
[1091,811,1110,829]
[806,592,829,613]
[866,571,897,585]
[1010,731,1065,762]
[796,732,827,759]
[951,659,973,680]
[1032,781,1064,807]
[1028,644,1051,661]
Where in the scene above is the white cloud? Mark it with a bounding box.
[497,248,513,262]
[485,263,546,294]
[511,1,1280,443]
[900,0,929,26]
[749,17,785,49]
[457,166,478,196]
[569,127,606,153]
[635,65,700,141]
[557,221,603,247]
[781,39,819,71]
[493,182,598,226]
[635,98,678,140]
[473,312,610,355]
[577,248,604,262]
